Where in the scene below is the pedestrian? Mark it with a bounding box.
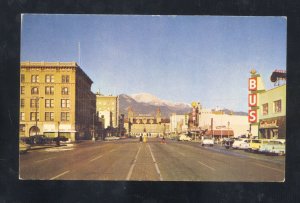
[161,136,166,144]
[139,135,143,142]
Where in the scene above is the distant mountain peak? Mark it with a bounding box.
[130,92,190,108]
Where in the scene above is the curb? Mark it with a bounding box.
[29,144,68,151]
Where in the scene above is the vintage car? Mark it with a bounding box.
[201,136,214,146]
[248,139,270,152]
[232,138,250,149]
[259,140,285,155]
[104,136,120,141]
[178,134,192,141]
[239,139,251,150]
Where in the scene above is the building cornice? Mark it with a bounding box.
[21,61,77,67]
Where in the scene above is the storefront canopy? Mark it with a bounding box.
[206,130,234,137]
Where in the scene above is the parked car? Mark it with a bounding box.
[28,135,52,144]
[248,139,270,152]
[178,134,192,141]
[53,136,71,143]
[105,136,120,141]
[259,140,285,155]
[19,140,30,153]
[232,138,250,149]
[239,139,251,150]
[201,136,214,146]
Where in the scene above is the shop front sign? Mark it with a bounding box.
[260,120,278,128]
[248,76,258,123]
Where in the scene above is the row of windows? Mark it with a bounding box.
[21,74,70,83]
[20,112,70,121]
[20,86,69,95]
[262,100,282,116]
[20,99,70,108]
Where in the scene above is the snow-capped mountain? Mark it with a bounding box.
[118,93,247,118]
[130,93,191,108]
[119,93,191,117]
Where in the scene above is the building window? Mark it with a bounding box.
[20,112,25,121]
[61,112,70,121]
[45,86,54,95]
[61,99,70,108]
[21,74,25,83]
[30,112,39,121]
[45,75,54,83]
[31,75,39,83]
[274,100,282,113]
[62,75,70,83]
[30,99,39,108]
[45,112,54,121]
[31,87,39,95]
[21,86,25,94]
[262,103,268,115]
[45,99,54,108]
[20,99,25,108]
[61,87,69,95]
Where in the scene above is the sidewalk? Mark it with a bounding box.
[29,144,68,151]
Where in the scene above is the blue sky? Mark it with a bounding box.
[21,15,286,112]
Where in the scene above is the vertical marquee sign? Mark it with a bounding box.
[248,76,258,123]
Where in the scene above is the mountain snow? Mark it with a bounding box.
[130,93,191,108]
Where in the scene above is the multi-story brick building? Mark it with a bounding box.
[19,61,95,141]
[95,93,119,128]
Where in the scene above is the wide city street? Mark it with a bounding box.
[20,138,285,181]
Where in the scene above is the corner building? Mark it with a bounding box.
[19,62,95,141]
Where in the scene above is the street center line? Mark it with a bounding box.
[89,155,104,162]
[178,152,185,156]
[126,145,141,180]
[89,147,119,163]
[254,163,284,173]
[148,144,163,181]
[35,157,56,163]
[197,161,216,171]
[50,170,70,180]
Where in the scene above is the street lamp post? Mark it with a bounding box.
[227,121,230,138]
[57,121,60,146]
[92,113,95,142]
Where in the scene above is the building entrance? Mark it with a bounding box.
[29,126,40,136]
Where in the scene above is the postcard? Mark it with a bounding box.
[19,14,286,181]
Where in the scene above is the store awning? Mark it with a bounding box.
[206,130,234,137]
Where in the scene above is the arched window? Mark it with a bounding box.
[31,87,39,94]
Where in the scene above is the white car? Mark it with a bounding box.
[239,140,250,150]
[232,139,250,149]
[105,136,120,141]
[259,140,285,155]
[178,134,192,141]
[201,137,214,146]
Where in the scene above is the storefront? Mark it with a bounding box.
[259,116,286,139]
[206,130,234,138]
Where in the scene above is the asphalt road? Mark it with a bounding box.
[20,138,285,181]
